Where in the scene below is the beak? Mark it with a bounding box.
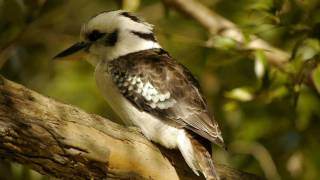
[53,41,91,59]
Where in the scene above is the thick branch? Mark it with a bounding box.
[162,0,290,68]
[0,76,262,180]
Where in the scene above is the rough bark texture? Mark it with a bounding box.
[0,76,263,180]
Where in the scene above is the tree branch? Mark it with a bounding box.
[0,76,262,180]
[161,0,290,68]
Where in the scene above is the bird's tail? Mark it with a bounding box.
[178,131,220,180]
[188,133,220,180]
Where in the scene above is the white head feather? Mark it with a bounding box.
[81,10,161,65]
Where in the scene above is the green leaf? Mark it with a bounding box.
[209,35,238,50]
[267,86,289,102]
[225,87,254,102]
[312,64,320,94]
[254,50,268,79]
[295,38,320,61]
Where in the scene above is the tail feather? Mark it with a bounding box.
[177,131,220,180]
[189,135,220,180]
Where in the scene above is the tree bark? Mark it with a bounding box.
[0,76,263,180]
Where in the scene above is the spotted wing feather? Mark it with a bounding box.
[108,49,224,147]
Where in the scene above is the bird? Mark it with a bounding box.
[54,10,225,180]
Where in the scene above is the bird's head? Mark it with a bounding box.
[54,10,160,65]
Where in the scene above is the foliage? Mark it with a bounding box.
[0,0,320,179]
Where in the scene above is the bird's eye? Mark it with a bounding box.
[87,30,105,41]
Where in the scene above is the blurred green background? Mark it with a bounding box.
[1,0,320,179]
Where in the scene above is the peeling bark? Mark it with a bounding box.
[0,76,262,180]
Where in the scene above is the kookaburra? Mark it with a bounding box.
[55,10,225,180]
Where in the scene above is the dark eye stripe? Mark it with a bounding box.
[87,30,105,41]
[131,31,156,42]
[105,30,118,46]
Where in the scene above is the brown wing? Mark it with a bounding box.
[108,48,224,147]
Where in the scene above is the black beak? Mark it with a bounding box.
[54,41,91,59]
